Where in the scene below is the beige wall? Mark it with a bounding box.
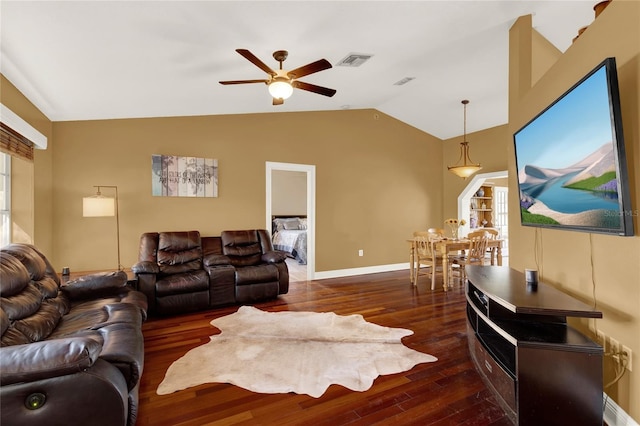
[509,2,639,419]
[0,75,54,253]
[442,123,510,221]
[272,170,306,216]
[51,109,442,272]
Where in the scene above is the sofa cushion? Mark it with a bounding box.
[33,276,60,299]
[157,231,202,270]
[235,264,279,286]
[158,231,201,252]
[0,243,48,281]
[160,259,203,275]
[0,252,30,297]
[13,301,63,343]
[1,284,42,320]
[0,325,31,346]
[221,230,258,247]
[155,270,209,297]
[221,230,264,267]
[51,302,143,339]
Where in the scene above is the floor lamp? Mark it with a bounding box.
[83,185,122,270]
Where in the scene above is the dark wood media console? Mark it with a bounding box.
[465,266,603,425]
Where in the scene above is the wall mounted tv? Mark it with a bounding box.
[514,57,633,236]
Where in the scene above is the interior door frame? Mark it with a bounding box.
[457,170,508,236]
[265,161,315,280]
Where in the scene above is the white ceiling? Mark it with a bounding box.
[1,1,596,139]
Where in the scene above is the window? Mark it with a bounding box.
[494,186,508,256]
[0,152,10,246]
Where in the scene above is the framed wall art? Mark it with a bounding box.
[152,154,218,197]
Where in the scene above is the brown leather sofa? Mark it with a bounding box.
[0,243,147,426]
[132,230,289,316]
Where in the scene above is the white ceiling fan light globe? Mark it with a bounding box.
[268,79,293,99]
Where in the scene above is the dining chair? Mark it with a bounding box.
[413,231,448,290]
[450,230,490,285]
[483,228,499,263]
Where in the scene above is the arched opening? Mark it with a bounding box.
[457,170,509,259]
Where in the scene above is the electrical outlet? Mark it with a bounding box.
[610,337,620,356]
[358,249,364,257]
[622,345,633,371]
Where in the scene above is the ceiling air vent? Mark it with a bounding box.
[336,53,373,67]
[393,77,415,86]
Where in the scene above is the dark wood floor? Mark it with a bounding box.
[137,271,511,426]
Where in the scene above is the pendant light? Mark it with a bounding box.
[448,99,482,179]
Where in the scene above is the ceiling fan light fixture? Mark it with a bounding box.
[448,99,482,179]
[268,78,293,100]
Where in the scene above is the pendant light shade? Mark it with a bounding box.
[448,100,482,179]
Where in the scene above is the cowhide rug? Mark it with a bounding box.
[157,306,437,398]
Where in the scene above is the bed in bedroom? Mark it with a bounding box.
[271,216,307,265]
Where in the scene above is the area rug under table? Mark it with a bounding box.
[157,306,437,398]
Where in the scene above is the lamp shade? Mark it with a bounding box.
[83,195,115,217]
[448,164,483,179]
[268,79,293,99]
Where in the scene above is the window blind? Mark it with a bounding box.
[0,122,34,161]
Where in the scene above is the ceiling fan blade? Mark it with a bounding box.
[272,97,284,106]
[292,81,337,97]
[219,79,268,85]
[236,49,277,76]
[287,59,332,79]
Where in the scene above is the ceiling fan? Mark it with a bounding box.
[219,49,337,105]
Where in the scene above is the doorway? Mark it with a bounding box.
[265,162,315,281]
[457,170,509,260]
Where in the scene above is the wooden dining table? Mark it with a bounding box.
[407,236,503,290]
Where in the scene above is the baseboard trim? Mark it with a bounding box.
[314,263,409,280]
[604,392,638,426]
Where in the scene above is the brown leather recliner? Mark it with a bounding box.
[220,229,289,303]
[0,243,147,426]
[132,231,224,316]
[132,230,289,315]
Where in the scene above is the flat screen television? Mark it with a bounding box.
[513,57,634,236]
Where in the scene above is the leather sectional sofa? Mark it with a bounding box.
[0,243,147,426]
[132,229,289,316]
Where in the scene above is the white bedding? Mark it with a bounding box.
[271,217,307,265]
[272,229,307,265]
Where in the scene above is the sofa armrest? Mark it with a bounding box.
[61,271,127,300]
[131,261,160,274]
[204,254,231,267]
[97,323,144,390]
[0,337,102,385]
[262,251,287,264]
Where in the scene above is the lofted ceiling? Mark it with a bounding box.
[0,1,596,139]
